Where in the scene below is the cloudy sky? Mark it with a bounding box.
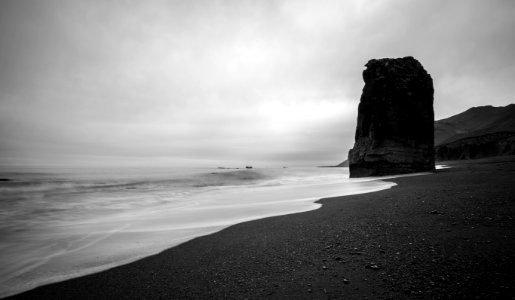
[1,0,514,168]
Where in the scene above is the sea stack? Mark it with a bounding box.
[348,56,435,177]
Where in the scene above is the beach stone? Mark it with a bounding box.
[366,264,381,270]
[348,56,435,177]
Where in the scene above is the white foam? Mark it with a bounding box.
[0,167,426,297]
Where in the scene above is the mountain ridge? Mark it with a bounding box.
[435,104,515,145]
[435,104,515,161]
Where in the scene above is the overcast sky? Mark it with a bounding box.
[1,0,514,168]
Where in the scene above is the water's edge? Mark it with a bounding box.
[1,168,444,298]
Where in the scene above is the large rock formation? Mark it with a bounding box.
[348,56,435,177]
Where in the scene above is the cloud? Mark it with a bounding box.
[1,0,514,167]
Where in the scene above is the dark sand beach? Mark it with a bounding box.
[7,156,515,299]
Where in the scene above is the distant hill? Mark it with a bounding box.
[336,160,349,167]
[434,104,515,161]
[320,159,348,168]
[435,104,515,145]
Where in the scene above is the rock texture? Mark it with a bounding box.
[436,132,515,161]
[348,57,435,177]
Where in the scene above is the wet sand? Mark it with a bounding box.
[7,156,515,299]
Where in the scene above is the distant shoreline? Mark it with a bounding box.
[7,156,515,299]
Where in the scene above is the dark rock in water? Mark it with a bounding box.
[348,57,435,177]
[0,178,10,182]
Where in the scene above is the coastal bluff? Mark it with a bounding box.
[348,57,435,177]
[435,104,515,161]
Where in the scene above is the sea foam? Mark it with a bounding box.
[0,167,397,297]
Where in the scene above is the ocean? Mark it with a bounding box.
[0,166,396,297]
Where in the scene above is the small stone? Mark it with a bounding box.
[366,264,381,270]
[343,278,350,284]
[430,210,439,214]
[322,266,328,270]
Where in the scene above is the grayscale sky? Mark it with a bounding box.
[1,0,514,168]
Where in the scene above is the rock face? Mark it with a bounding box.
[434,104,515,161]
[435,132,515,161]
[348,57,435,177]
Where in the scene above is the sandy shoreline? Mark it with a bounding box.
[6,156,515,299]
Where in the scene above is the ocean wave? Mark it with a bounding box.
[0,169,271,195]
[193,170,268,187]
[0,166,367,297]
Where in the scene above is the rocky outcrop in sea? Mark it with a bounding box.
[348,57,435,177]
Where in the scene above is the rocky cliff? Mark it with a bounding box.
[435,132,515,160]
[434,104,515,161]
[348,57,435,177]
